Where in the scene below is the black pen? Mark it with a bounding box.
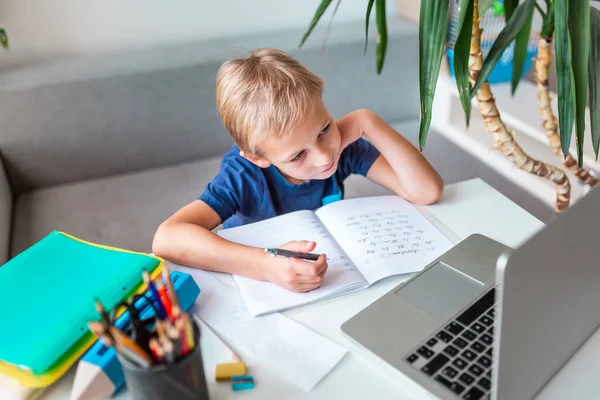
[264,248,321,261]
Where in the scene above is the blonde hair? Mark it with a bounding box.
[216,48,324,154]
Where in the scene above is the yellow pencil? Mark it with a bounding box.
[109,326,154,364]
[182,313,195,350]
[156,319,165,341]
[171,305,181,320]
[98,332,152,368]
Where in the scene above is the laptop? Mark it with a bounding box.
[341,185,600,400]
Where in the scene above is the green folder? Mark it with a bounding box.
[0,231,162,375]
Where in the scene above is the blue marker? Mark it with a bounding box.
[71,271,200,399]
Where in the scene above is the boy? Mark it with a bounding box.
[152,48,443,293]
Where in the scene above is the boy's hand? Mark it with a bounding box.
[264,240,327,293]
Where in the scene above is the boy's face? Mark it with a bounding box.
[244,99,342,184]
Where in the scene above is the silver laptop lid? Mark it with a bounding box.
[494,186,600,400]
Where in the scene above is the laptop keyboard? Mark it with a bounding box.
[405,289,497,400]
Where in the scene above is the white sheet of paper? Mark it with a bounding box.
[172,264,348,392]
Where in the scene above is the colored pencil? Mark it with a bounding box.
[108,326,154,365]
[176,318,189,356]
[143,270,167,320]
[182,313,195,349]
[148,338,164,364]
[94,300,113,334]
[163,340,175,364]
[157,281,173,319]
[163,264,180,307]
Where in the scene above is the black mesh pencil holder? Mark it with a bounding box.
[118,320,209,400]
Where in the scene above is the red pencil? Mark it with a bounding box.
[149,338,164,364]
[176,318,189,357]
[157,281,173,320]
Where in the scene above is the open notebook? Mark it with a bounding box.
[218,196,454,316]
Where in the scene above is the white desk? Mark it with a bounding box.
[43,178,596,399]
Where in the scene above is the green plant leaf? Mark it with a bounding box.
[375,0,387,74]
[568,0,590,166]
[479,0,495,16]
[534,3,546,19]
[540,2,555,38]
[418,0,450,150]
[0,29,8,50]
[589,7,600,160]
[504,0,518,21]
[456,0,471,28]
[470,0,536,98]
[364,0,375,53]
[511,6,534,94]
[299,0,333,47]
[454,0,474,125]
[555,0,575,157]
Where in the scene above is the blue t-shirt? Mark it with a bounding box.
[199,138,380,228]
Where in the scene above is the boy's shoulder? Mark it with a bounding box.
[220,145,261,173]
[200,145,268,223]
[213,145,265,187]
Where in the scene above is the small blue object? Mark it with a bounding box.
[78,271,200,396]
[321,189,342,206]
[231,375,255,391]
[446,47,537,84]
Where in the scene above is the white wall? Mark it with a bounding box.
[0,0,395,63]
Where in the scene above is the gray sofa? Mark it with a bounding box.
[0,19,421,264]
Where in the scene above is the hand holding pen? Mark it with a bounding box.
[263,240,327,293]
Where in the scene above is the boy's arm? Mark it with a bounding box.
[152,200,327,292]
[337,110,444,205]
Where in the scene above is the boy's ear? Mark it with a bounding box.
[240,150,271,168]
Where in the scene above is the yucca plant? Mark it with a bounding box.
[511,1,599,187]
[301,0,600,212]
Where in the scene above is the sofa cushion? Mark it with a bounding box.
[0,157,12,264]
[11,156,392,257]
[11,157,222,257]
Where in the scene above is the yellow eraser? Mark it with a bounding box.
[215,362,247,381]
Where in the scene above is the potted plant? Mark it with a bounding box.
[300,0,599,213]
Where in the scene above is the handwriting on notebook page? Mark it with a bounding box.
[345,210,443,265]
